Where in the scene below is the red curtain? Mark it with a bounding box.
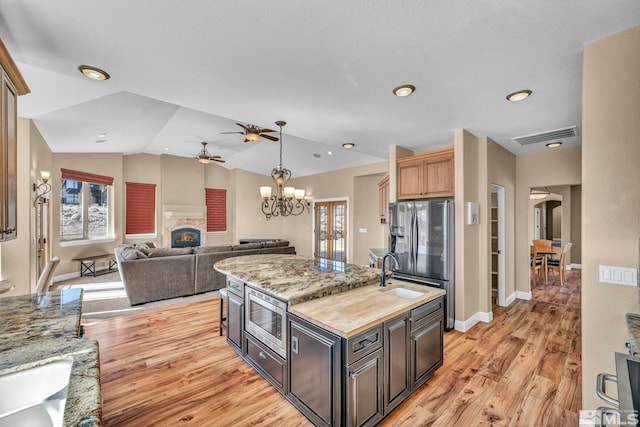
[126,182,156,235]
[206,188,227,232]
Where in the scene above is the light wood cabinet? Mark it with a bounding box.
[397,149,454,200]
[0,39,29,242]
[377,175,389,223]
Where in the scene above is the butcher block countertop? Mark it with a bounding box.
[214,254,380,304]
[289,279,445,338]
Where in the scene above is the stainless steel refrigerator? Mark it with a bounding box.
[389,199,455,330]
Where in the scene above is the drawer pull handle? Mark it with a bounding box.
[358,338,374,348]
[258,351,267,360]
[596,373,619,408]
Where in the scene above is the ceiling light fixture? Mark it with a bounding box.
[530,187,550,200]
[393,84,415,97]
[78,65,110,81]
[342,143,355,149]
[259,121,310,220]
[545,141,562,148]
[506,89,532,102]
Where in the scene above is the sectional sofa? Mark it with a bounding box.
[114,240,296,305]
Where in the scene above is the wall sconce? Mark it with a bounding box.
[33,170,52,206]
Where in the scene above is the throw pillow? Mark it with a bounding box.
[120,246,140,260]
[133,242,152,256]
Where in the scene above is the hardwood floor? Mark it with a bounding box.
[83,270,581,426]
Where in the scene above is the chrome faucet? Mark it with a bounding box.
[380,253,398,287]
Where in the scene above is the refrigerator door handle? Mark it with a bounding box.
[411,209,418,269]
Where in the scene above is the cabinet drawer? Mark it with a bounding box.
[345,324,383,365]
[226,277,244,298]
[246,334,285,391]
[411,298,443,330]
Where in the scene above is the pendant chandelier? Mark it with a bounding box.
[259,121,310,220]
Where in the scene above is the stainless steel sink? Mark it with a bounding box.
[383,287,424,298]
[0,359,73,427]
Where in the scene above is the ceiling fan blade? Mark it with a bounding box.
[260,128,276,133]
[236,123,250,130]
[212,159,226,163]
[220,131,244,134]
[209,155,222,159]
[260,134,279,142]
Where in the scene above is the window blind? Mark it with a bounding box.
[126,182,156,235]
[205,188,227,232]
[61,168,114,186]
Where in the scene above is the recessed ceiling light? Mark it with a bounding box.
[506,89,532,102]
[98,133,106,138]
[78,65,110,81]
[164,147,170,151]
[393,85,415,97]
[342,143,355,149]
[327,151,333,156]
[545,141,562,148]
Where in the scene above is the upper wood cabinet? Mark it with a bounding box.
[397,149,454,200]
[378,175,389,223]
[0,39,30,242]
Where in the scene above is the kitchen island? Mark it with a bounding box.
[214,254,445,427]
[0,288,102,426]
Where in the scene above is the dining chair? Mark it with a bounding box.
[532,239,553,248]
[35,256,60,295]
[530,246,547,286]
[547,243,572,285]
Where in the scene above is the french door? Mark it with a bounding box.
[314,200,347,262]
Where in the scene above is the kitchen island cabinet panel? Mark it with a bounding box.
[245,333,286,392]
[226,292,244,355]
[289,314,342,427]
[383,313,410,413]
[410,311,444,391]
[344,347,384,427]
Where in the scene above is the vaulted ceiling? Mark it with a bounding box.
[1,1,638,176]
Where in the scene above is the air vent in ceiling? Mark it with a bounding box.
[513,125,580,146]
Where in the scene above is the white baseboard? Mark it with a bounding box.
[505,292,516,306]
[569,263,581,270]
[516,290,532,300]
[454,310,493,333]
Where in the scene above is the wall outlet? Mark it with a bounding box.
[599,265,638,286]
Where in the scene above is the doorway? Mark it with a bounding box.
[491,185,506,307]
[314,200,347,262]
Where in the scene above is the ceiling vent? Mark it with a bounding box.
[513,125,580,146]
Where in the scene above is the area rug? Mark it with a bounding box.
[54,272,219,319]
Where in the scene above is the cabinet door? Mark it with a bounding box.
[397,159,423,199]
[378,175,389,220]
[226,292,244,354]
[1,72,17,241]
[345,347,384,427]
[383,313,410,413]
[289,315,341,427]
[410,312,444,390]
[423,153,454,197]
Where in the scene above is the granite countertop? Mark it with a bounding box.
[214,254,381,304]
[0,288,102,426]
[289,278,446,338]
[0,338,102,426]
[626,313,640,356]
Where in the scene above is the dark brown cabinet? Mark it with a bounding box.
[409,299,444,390]
[289,314,342,427]
[397,149,454,200]
[226,277,245,355]
[383,313,410,413]
[0,40,28,242]
[344,347,384,427]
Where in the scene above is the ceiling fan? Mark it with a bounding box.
[220,122,279,142]
[194,142,225,164]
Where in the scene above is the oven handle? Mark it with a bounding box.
[596,373,619,408]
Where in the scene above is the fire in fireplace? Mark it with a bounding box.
[171,228,201,248]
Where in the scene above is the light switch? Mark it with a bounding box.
[359,228,367,233]
[599,265,638,286]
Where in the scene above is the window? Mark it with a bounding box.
[125,182,156,236]
[205,188,227,232]
[60,169,113,242]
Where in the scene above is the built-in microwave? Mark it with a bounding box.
[245,286,287,359]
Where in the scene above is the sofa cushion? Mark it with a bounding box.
[232,242,262,251]
[193,245,233,254]
[261,239,289,248]
[133,242,152,256]
[119,245,141,260]
[148,247,194,258]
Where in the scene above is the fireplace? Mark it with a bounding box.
[171,228,201,248]
[162,205,207,248]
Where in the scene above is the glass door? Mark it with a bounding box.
[314,200,347,262]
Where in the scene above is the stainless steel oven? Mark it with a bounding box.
[245,286,287,359]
